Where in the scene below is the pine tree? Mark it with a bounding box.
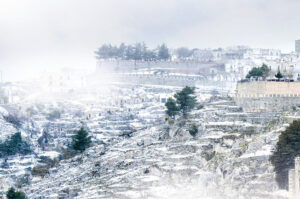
[133,43,143,60]
[165,98,179,118]
[164,86,198,118]
[174,86,197,115]
[118,43,126,59]
[125,45,135,60]
[158,44,170,60]
[72,127,92,152]
[270,120,300,189]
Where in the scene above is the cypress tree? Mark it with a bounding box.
[275,71,283,79]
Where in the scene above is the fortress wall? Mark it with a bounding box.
[237,81,300,97]
[235,81,300,112]
[235,96,300,112]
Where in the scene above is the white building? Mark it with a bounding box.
[225,59,254,78]
[192,49,214,62]
[244,48,281,60]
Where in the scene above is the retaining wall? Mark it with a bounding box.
[235,81,300,112]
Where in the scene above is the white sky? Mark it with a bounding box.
[1,0,300,81]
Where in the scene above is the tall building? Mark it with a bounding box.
[295,40,300,54]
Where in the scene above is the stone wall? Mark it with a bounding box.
[237,81,300,96]
[289,157,300,199]
[235,81,300,112]
[97,60,225,73]
[115,73,237,88]
[117,73,198,87]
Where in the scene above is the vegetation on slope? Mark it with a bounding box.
[246,63,270,79]
[270,120,300,189]
[0,132,31,157]
[72,127,92,152]
[165,98,179,119]
[165,86,198,118]
[189,124,198,136]
[6,187,27,199]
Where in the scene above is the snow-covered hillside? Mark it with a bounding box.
[0,83,293,199]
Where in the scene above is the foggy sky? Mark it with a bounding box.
[1,0,300,81]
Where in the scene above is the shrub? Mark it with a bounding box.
[32,155,60,177]
[46,109,61,120]
[61,148,77,160]
[197,105,204,110]
[0,133,31,157]
[189,124,198,136]
[6,187,27,199]
[205,151,216,161]
[31,165,49,177]
[38,156,58,168]
[246,63,270,79]
[270,120,300,189]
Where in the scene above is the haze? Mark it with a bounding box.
[1,0,300,81]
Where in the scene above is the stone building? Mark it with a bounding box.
[234,81,300,112]
[289,157,300,199]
